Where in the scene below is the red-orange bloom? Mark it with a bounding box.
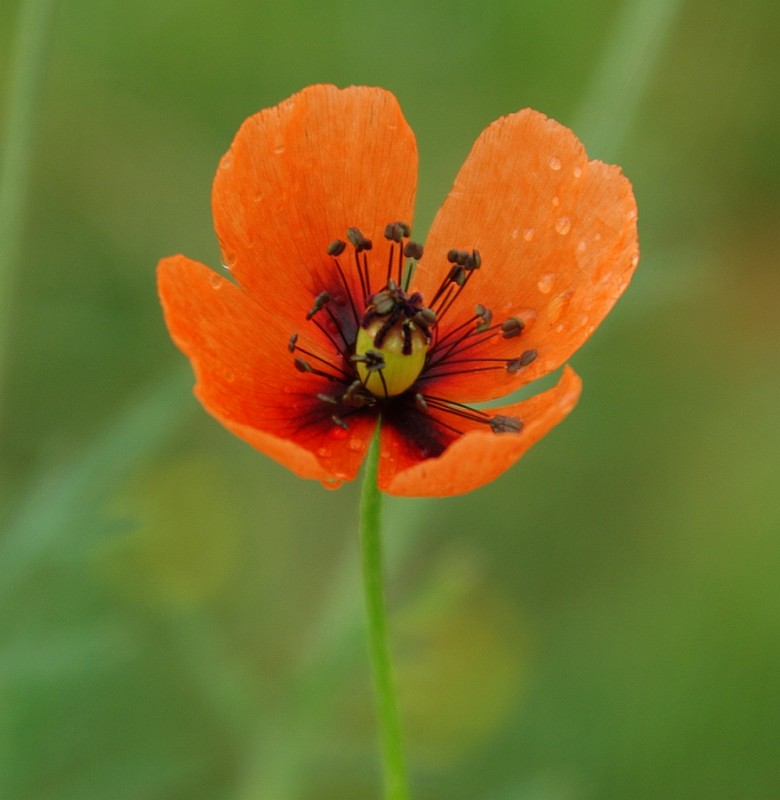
[158,85,638,496]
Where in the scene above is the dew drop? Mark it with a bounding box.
[209,273,223,289]
[328,425,349,441]
[321,478,343,491]
[576,240,587,254]
[549,290,573,322]
[511,228,520,239]
[594,232,602,242]
[555,323,565,334]
[348,437,366,453]
[555,216,571,235]
[537,273,555,294]
[523,228,535,242]
[316,446,332,458]
[551,195,560,207]
[273,144,285,155]
[549,156,562,171]
[573,165,583,178]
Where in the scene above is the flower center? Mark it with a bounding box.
[287,222,529,449]
[354,281,435,397]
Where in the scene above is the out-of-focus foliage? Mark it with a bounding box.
[1,0,778,798]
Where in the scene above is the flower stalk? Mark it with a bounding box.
[359,421,409,800]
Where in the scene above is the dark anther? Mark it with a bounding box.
[455,250,470,266]
[519,348,537,366]
[344,380,374,408]
[384,222,404,243]
[506,350,537,373]
[306,290,331,320]
[467,248,481,270]
[475,304,492,332]
[448,264,466,287]
[501,317,525,339]
[447,248,460,263]
[490,415,524,434]
[404,241,424,260]
[352,349,386,372]
[316,392,338,404]
[414,393,428,412]
[372,288,396,316]
[327,239,347,256]
[288,333,298,353]
[397,221,411,237]
[414,307,437,326]
[294,357,312,373]
[331,415,349,430]
[346,226,372,252]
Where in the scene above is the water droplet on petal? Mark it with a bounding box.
[555,216,571,235]
[573,165,583,178]
[209,273,223,289]
[537,273,555,294]
[551,196,560,207]
[348,437,366,453]
[549,290,573,322]
[549,156,562,171]
[511,228,520,239]
[273,145,285,154]
[328,426,349,441]
[316,446,332,458]
[576,240,587,254]
[523,228,535,242]
[322,478,343,491]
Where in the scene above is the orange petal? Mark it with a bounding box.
[379,366,582,497]
[158,254,376,485]
[414,109,637,403]
[212,84,418,329]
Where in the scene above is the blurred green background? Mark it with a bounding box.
[1,0,779,798]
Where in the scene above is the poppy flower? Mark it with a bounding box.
[158,84,638,497]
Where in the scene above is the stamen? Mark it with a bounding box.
[501,317,525,338]
[475,304,492,332]
[331,415,349,430]
[327,239,347,256]
[294,345,351,380]
[384,222,404,243]
[490,415,523,433]
[346,226,372,253]
[352,349,386,372]
[306,290,331,320]
[288,333,298,353]
[404,241,423,260]
[325,257,359,330]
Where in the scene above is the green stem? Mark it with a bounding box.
[0,0,56,426]
[359,423,409,800]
